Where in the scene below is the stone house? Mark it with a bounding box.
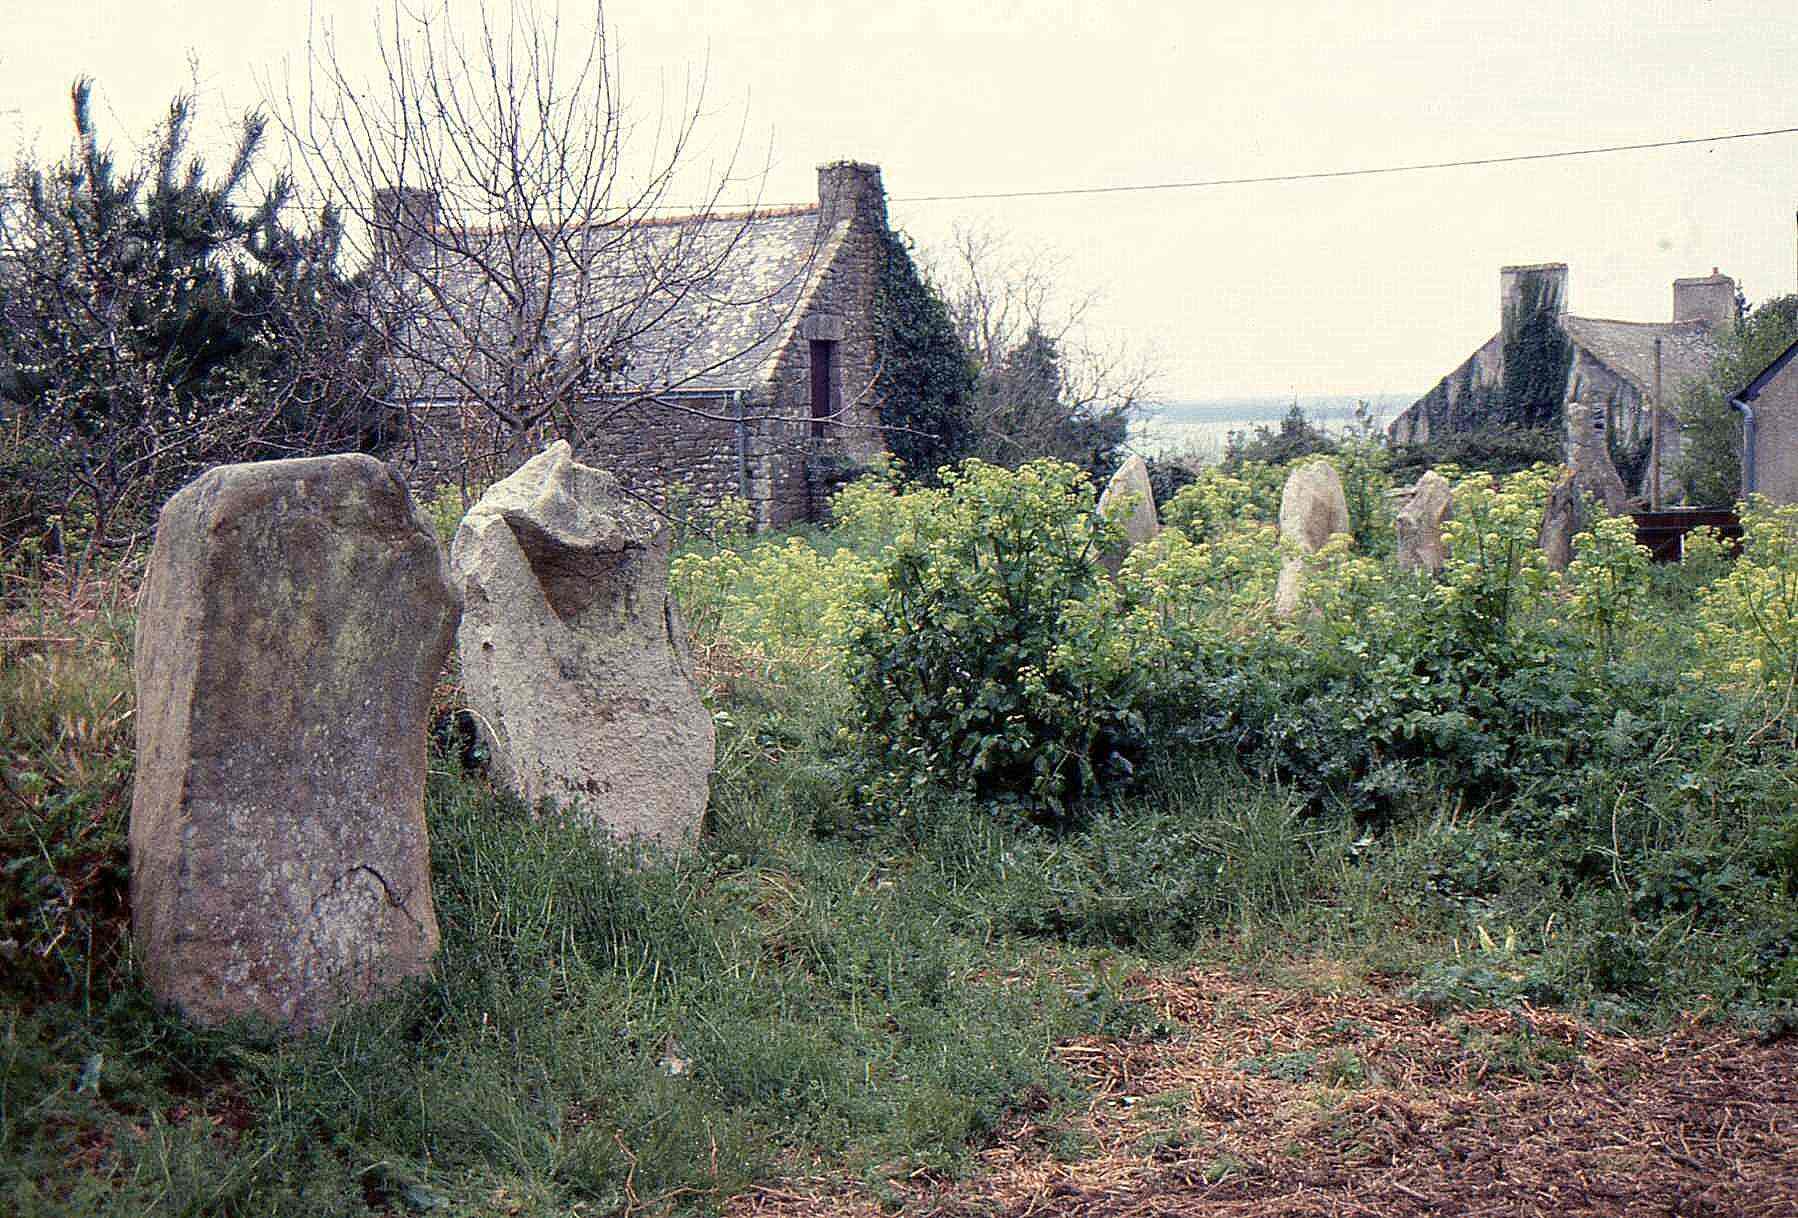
[388,161,897,528]
[1390,263,1733,507]
[1731,336,1798,504]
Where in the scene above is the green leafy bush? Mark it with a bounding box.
[670,536,874,670]
[1386,426,1563,483]
[1434,465,1557,653]
[844,459,1137,817]
[1160,461,1284,540]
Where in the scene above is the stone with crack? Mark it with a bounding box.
[130,454,459,1030]
[450,442,715,846]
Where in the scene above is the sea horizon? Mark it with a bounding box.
[1131,392,1420,460]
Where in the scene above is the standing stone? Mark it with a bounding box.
[1098,454,1160,556]
[1540,472,1585,572]
[1395,470,1454,575]
[451,442,715,845]
[1273,461,1350,617]
[131,455,458,1030]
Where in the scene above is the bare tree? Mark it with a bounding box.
[270,0,814,489]
[924,222,1158,474]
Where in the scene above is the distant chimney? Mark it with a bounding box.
[1500,263,1568,351]
[817,161,886,231]
[1672,268,1737,332]
[373,187,440,264]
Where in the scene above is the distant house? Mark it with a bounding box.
[1390,263,1733,506]
[1731,337,1798,505]
[389,161,899,528]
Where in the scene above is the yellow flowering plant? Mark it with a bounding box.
[1694,498,1798,717]
[1565,513,1653,663]
[1436,464,1559,651]
[670,536,875,670]
[1160,461,1284,540]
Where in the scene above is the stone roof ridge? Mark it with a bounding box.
[1564,313,1710,331]
[610,203,819,230]
[448,203,820,239]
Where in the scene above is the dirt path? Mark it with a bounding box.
[730,967,1798,1217]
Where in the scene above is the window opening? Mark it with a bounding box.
[810,339,835,438]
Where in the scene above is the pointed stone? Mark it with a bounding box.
[451,442,714,845]
[1098,454,1160,550]
[131,455,457,1030]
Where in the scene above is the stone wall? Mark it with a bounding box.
[1390,335,1502,446]
[1566,348,1651,493]
[1674,271,1738,332]
[1750,357,1798,504]
[393,396,847,530]
[576,394,745,515]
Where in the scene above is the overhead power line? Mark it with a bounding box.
[50,123,1791,218]
[885,124,1798,205]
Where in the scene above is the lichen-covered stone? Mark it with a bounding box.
[131,455,458,1030]
[1273,461,1350,617]
[1395,470,1454,575]
[1098,454,1159,554]
[451,442,714,845]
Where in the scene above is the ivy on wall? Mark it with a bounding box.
[1498,274,1574,432]
[871,229,975,477]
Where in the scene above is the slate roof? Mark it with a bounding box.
[391,205,827,399]
[620,208,826,390]
[1562,316,1717,398]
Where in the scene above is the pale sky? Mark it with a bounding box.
[5,0,1798,402]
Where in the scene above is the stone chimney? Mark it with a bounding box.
[1500,263,1568,349]
[817,161,886,231]
[373,186,441,264]
[1672,268,1737,332]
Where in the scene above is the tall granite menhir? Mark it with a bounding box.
[452,442,715,845]
[131,455,459,1030]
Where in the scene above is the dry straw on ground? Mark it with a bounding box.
[728,967,1798,1218]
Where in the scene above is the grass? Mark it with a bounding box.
[2,612,1118,1215]
[3,511,1797,1214]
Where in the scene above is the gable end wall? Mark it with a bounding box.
[1751,360,1798,504]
